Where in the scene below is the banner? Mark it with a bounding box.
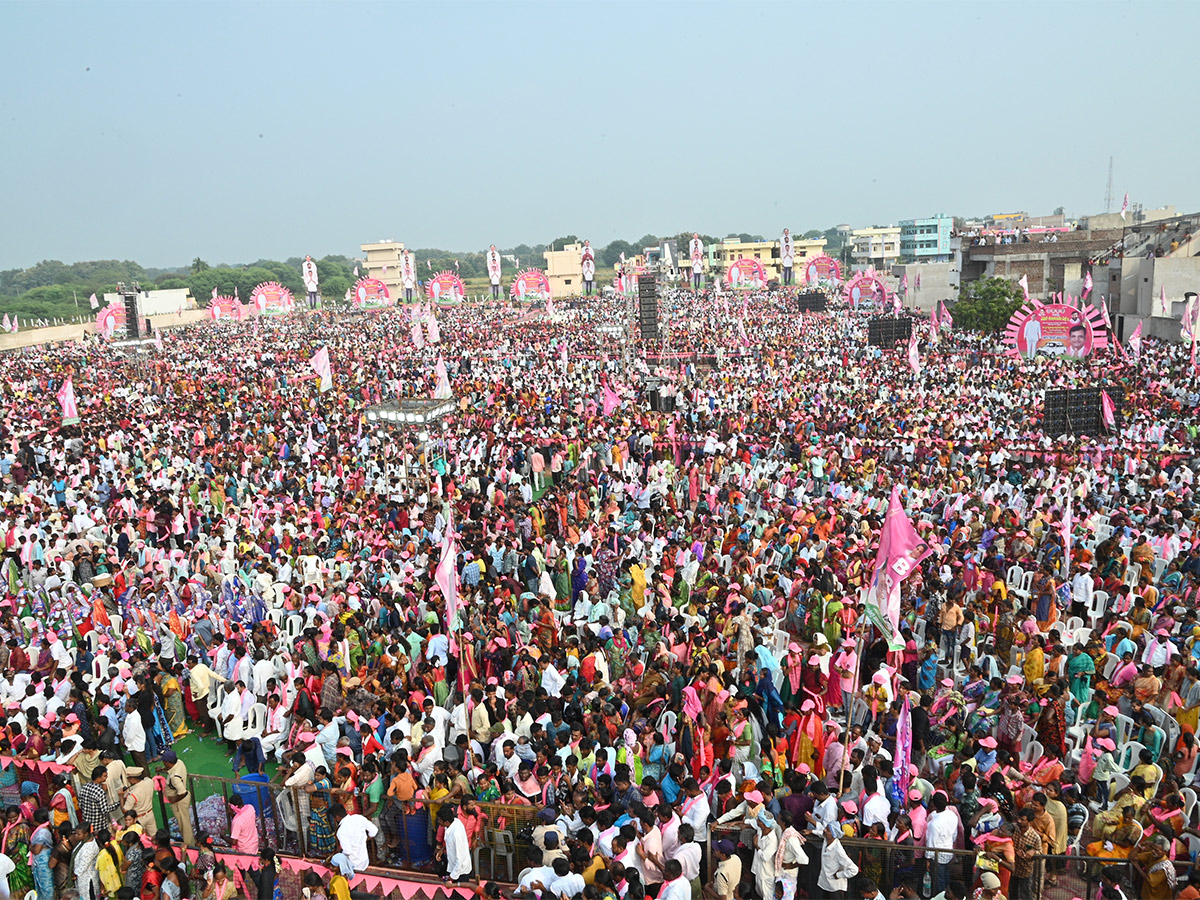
[865,486,933,648]
[843,272,888,308]
[486,245,502,286]
[1003,301,1107,360]
[780,230,794,269]
[301,257,319,293]
[249,282,295,316]
[309,347,332,391]
[896,694,913,796]
[689,236,704,274]
[57,377,79,422]
[96,303,125,339]
[402,252,417,292]
[803,254,842,285]
[510,268,552,302]
[209,295,239,321]
[425,271,465,303]
[352,278,393,310]
[726,258,766,289]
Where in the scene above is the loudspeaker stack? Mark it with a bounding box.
[637,276,660,342]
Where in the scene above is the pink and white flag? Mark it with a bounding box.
[901,274,909,295]
[410,321,425,349]
[737,319,751,347]
[353,266,359,277]
[866,485,933,644]
[309,346,333,391]
[211,287,218,300]
[1018,274,1029,301]
[1120,192,1129,221]
[154,329,164,351]
[434,509,459,633]
[56,376,78,420]
[939,301,954,329]
[1101,390,1117,430]
[1,314,9,333]
[1128,320,1143,361]
[1159,285,1168,317]
[432,356,452,399]
[1083,271,1093,297]
[1099,297,1112,329]
[928,312,939,345]
[426,315,440,343]
[906,330,921,375]
[10,316,17,333]
[602,381,621,417]
[89,292,100,310]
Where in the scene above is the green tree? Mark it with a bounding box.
[952,277,1024,332]
[635,234,659,251]
[548,235,580,251]
[191,257,209,274]
[802,229,824,240]
[601,240,636,267]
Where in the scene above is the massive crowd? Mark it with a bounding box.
[0,284,1197,900]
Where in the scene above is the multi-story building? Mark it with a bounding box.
[849,227,901,269]
[360,240,407,299]
[899,215,953,262]
[712,236,827,281]
[543,242,585,297]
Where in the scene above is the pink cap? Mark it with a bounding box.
[297,731,316,742]
[1099,738,1116,751]
[979,736,997,748]
[1103,705,1119,715]
[744,790,764,804]
[841,800,858,814]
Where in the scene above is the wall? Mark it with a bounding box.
[0,309,209,352]
[101,288,193,316]
[1081,206,1177,231]
[891,262,957,312]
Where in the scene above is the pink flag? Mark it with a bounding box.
[737,319,751,347]
[211,287,218,300]
[1128,321,1143,361]
[410,321,425,349]
[866,486,933,644]
[906,330,921,375]
[1018,274,1029,301]
[353,265,359,277]
[433,356,452,399]
[154,329,163,351]
[10,316,16,333]
[1159,285,1168,317]
[1,314,9,333]
[602,381,621,417]
[939,301,954,329]
[1101,390,1116,430]
[667,419,680,466]
[928,312,939,345]
[89,292,99,310]
[426,315,440,343]
[434,511,459,633]
[1099,297,1112,329]
[901,274,909,295]
[309,346,332,391]
[56,376,78,420]
[1060,494,1072,575]
[1083,271,1093,298]
[1120,192,1129,220]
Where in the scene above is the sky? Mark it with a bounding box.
[2,0,1197,270]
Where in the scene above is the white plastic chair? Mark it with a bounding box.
[1006,565,1024,589]
[1102,652,1121,681]
[244,702,267,741]
[1021,740,1043,766]
[207,686,225,739]
[1117,739,1146,772]
[1065,616,1085,634]
[1183,787,1198,825]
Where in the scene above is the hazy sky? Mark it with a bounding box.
[2,0,1196,269]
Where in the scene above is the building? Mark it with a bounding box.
[899,215,953,262]
[1079,204,1177,233]
[712,236,826,282]
[960,228,1123,295]
[849,227,901,269]
[543,242,584,297]
[360,240,407,299]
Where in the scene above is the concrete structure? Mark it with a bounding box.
[1080,205,1177,232]
[712,237,826,282]
[961,229,1123,295]
[544,242,584,297]
[360,240,407,299]
[849,227,901,270]
[0,308,209,352]
[899,215,953,262]
[101,288,193,315]
[1101,255,1200,341]
[891,262,959,312]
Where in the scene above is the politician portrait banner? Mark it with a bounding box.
[425,271,465,304]
[1005,301,1107,360]
[250,282,295,316]
[726,258,766,289]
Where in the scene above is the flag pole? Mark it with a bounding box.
[837,630,865,794]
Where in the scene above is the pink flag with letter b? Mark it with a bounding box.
[866,485,933,646]
[602,381,621,417]
[56,376,78,421]
[907,330,921,375]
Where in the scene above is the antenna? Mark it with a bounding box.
[1104,156,1114,213]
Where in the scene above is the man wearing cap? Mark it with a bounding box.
[122,766,156,833]
[162,749,194,847]
[703,839,740,900]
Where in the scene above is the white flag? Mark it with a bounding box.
[1018,274,1029,301]
[1120,192,1129,221]
[89,292,99,310]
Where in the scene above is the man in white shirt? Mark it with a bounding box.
[924,795,958,897]
[439,806,471,881]
[658,860,691,900]
[335,811,378,871]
